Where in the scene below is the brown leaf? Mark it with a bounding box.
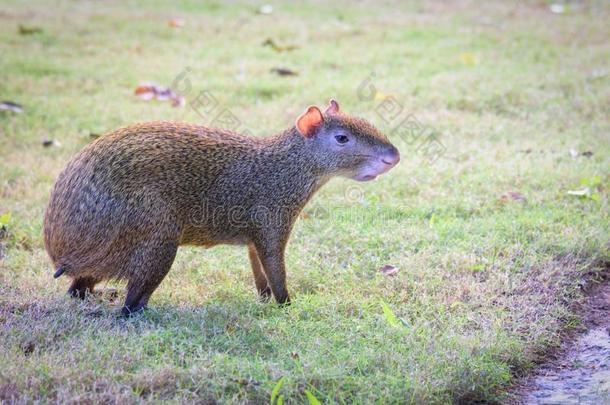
[18,25,43,35]
[262,38,299,53]
[270,67,298,76]
[499,191,527,203]
[42,138,59,148]
[0,101,24,113]
[134,83,184,108]
[290,351,299,359]
[168,18,185,28]
[378,264,399,276]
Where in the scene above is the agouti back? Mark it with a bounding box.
[44,99,400,315]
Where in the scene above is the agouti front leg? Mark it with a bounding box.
[252,239,290,305]
[248,243,272,299]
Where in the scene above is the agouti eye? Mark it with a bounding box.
[335,134,349,144]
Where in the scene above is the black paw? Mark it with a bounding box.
[121,304,146,318]
[258,287,273,301]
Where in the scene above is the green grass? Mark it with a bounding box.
[1,0,609,403]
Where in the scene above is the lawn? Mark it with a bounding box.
[0,0,608,403]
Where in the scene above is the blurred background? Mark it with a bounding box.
[0,1,608,403]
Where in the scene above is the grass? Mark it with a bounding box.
[0,0,609,403]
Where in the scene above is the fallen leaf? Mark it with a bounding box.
[0,213,10,227]
[567,188,600,201]
[258,4,273,14]
[567,188,589,197]
[549,3,565,14]
[42,138,60,147]
[290,351,299,359]
[499,191,527,203]
[458,52,478,66]
[270,67,298,76]
[168,18,185,28]
[262,38,299,53]
[374,91,396,101]
[0,101,24,113]
[18,25,43,35]
[134,83,184,107]
[378,264,399,276]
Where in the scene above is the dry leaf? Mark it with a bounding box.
[458,52,478,66]
[567,188,589,197]
[168,18,185,28]
[378,264,399,276]
[499,191,527,203]
[18,25,43,35]
[0,101,24,113]
[569,149,594,158]
[270,67,298,76]
[262,38,299,53]
[42,138,60,148]
[374,91,396,101]
[549,4,565,14]
[134,83,184,107]
[258,4,273,14]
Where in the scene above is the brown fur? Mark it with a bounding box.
[43,101,399,315]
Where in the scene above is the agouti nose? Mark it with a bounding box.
[381,148,400,167]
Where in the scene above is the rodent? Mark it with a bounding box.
[43,99,400,316]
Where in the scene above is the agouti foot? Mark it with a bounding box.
[121,304,147,318]
[258,287,272,301]
[277,296,291,307]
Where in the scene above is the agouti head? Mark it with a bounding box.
[295,99,400,181]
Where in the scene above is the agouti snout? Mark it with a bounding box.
[44,99,399,315]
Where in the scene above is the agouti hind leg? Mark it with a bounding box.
[68,276,99,299]
[121,241,178,317]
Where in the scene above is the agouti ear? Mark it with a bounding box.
[296,106,324,138]
[325,99,340,115]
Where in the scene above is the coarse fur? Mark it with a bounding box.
[43,100,399,315]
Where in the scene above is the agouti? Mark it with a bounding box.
[44,99,400,315]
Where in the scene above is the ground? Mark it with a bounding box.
[0,0,608,403]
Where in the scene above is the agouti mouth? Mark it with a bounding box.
[356,174,377,182]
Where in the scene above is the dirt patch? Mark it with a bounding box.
[516,271,610,404]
